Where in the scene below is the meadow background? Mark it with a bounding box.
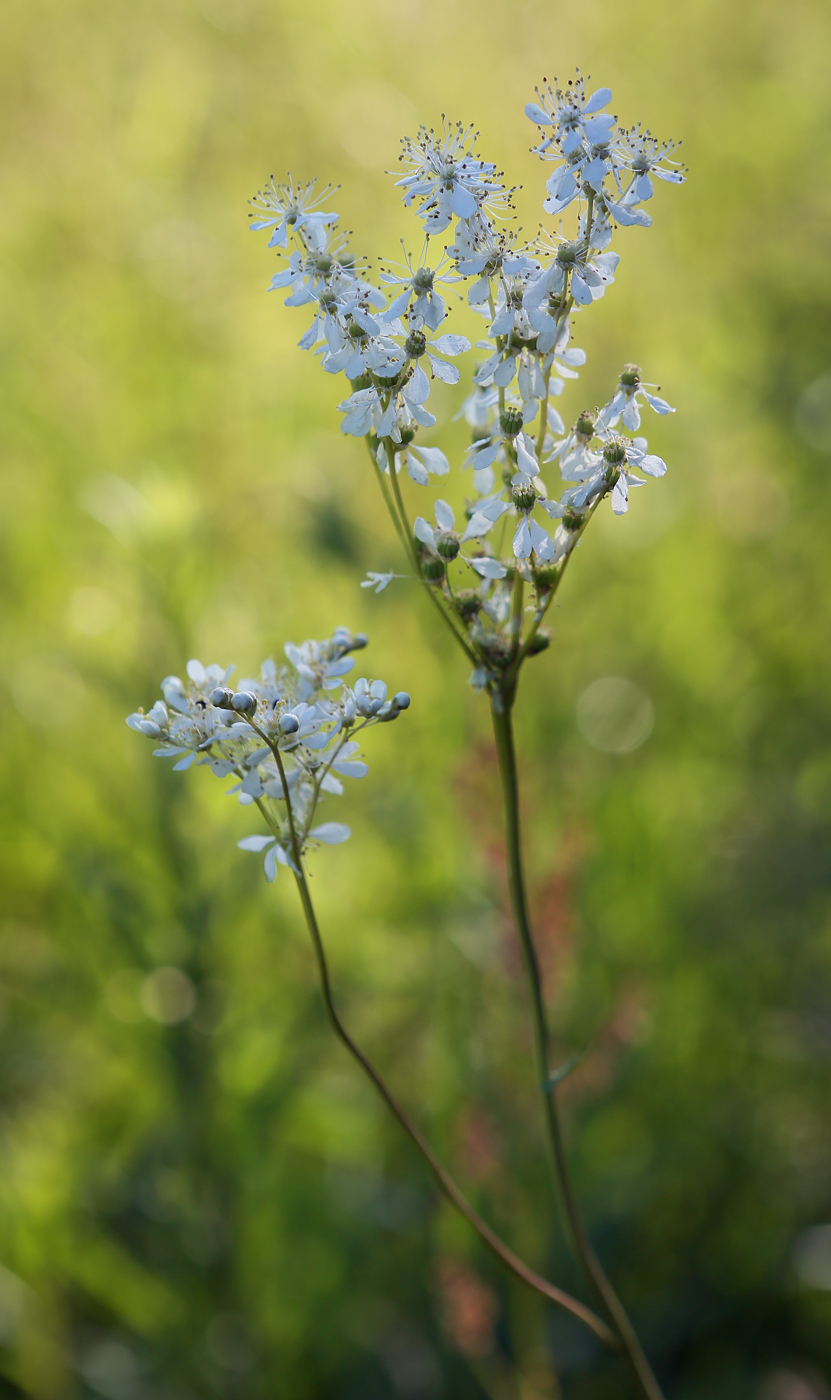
[1,0,831,1395]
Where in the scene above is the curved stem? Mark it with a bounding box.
[288,860,617,1350]
[490,700,665,1400]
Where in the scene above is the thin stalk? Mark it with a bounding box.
[258,758,618,1348]
[490,701,665,1400]
[384,440,480,666]
[288,863,617,1349]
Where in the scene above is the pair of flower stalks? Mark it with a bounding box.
[130,71,684,1399]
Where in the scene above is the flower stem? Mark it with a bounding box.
[489,698,665,1400]
[384,439,480,666]
[287,858,618,1350]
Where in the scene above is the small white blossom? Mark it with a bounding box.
[616,125,686,201]
[380,248,452,331]
[597,364,675,432]
[396,121,505,235]
[525,74,615,157]
[249,175,339,251]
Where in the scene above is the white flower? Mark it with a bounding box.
[598,364,675,432]
[322,308,404,380]
[249,175,339,251]
[384,436,451,486]
[525,74,615,157]
[395,120,505,235]
[413,498,458,554]
[360,571,400,593]
[562,433,667,515]
[380,249,452,331]
[524,234,620,310]
[353,677,388,717]
[616,126,686,202]
[267,230,365,303]
[448,220,532,303]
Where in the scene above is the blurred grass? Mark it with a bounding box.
[1,0,831,1396]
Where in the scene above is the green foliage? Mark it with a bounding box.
[1,0,830,1396]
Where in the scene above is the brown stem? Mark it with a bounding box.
[290,861,618,1351]
[490,699,665,1400]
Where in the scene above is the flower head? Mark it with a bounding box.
[128,630,409,881]
[396,121,506,235]
[249,175,339,251]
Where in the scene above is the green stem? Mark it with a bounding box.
[278,821,617,1348]
[384,440,480,666]
[489,700,665,1400]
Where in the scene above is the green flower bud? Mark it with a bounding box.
[620,362,641,387]
[528,630,551,655]
[392,691,411,710]
[454,589,482,620]
[534,564,560,589]
[563,508,584,531]
[346,319,366,341]
[499,406,523,438]
[349,374,373,392]
[399,427,416,446]
[512,481,537,512]
[422,556,446,582]
[575,410,596,437]
[436,533,460,560]
[209,687,234,709]
[603,436,626,467]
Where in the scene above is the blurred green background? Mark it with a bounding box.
[2,0,831,1396]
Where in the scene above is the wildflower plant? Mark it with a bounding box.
[129,70,684,1399]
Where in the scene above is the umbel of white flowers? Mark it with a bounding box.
[127,628,410,881]
[250,71,684,692]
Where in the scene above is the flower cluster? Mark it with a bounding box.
[251,72,683,694]
[127,629,410,881]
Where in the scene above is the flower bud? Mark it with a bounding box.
[534,564,560,589]
[279,713,300,734]
[620,363,641,387]
[528,630,551,655]
[499,407,523,438]
[393,692,411,710]
[209,686,234,709]
[422,557,446,582]
[350,632,369,651]
[231,691,257,714]
[512,481,537,512]
[563,509,584,531]
[575,410,596,438]
[603,436,626,467]
[436,533,460,560]
[454,589,482,620]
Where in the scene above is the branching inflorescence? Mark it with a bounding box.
[129,70,685,1400]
